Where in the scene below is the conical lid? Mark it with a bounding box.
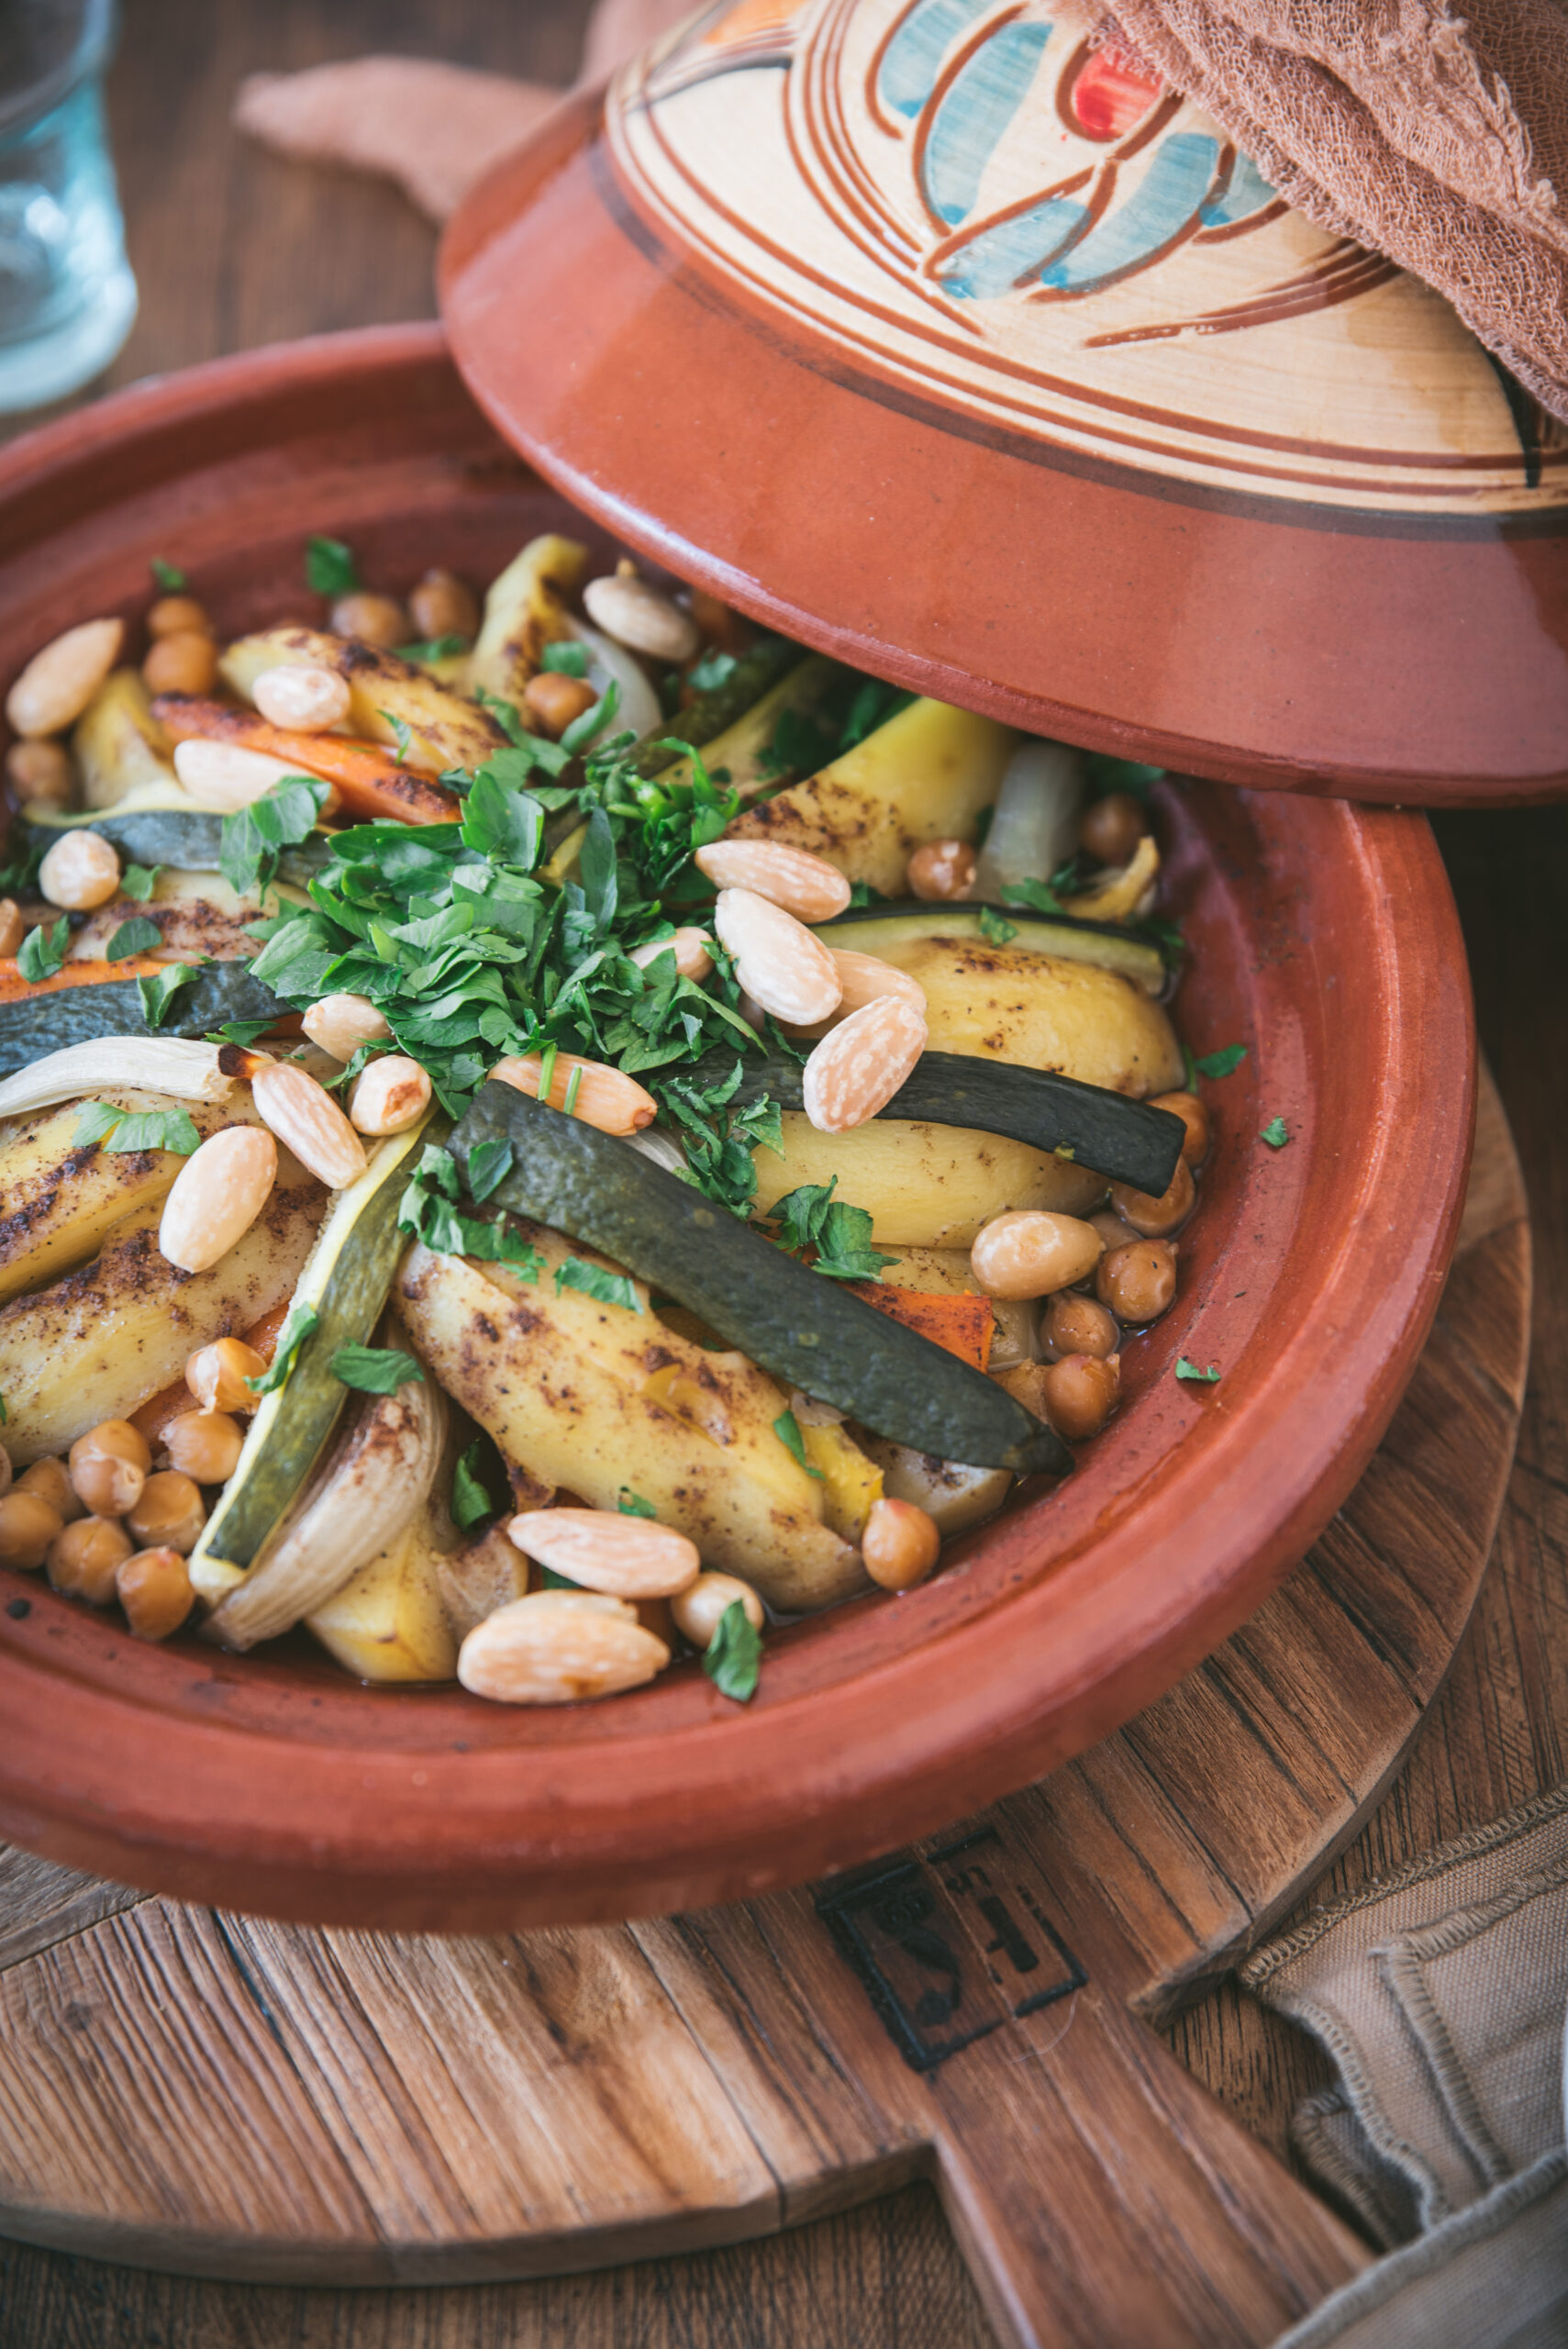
[440,0,1568,804]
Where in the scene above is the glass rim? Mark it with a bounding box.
[0,0,117,140]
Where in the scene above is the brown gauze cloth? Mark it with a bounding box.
[1104,0,1568,426]
[236,0,1568,426]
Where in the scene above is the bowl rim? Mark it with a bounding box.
[0,325,1475,1930]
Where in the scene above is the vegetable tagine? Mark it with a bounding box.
[0,533,1225,1708]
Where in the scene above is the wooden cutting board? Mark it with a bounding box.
[0,1069,1528,2349]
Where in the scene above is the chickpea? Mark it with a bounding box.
[1078,792,1148,867]
[1091,1207,1143,1254]
[1043,1353,1121,1442]
[142,631,217,697]
[328,591,408,650]
[69,1419,151,1518]
[1096,1240,1177,1324]
[6,739,72,806]
[1110,1156,1195,1240]
[48,1515,132,1605]
[972,1209,1103,1300]
[862,1497,941,1592]
[671,1571,765,1650]
[128,1470,206,1555]
[0,1490,63,1571]
[39,828,120,911]
[163,1410,243,1485]
[906,838,975,901]
[1150,1089,1209,1168]
[17,1456,83,1521]
[147,595,211,640]
[117,1546,195,1642]
[408,567,479,643]
[1041,1292,1119,1362]
[252,663,350,734]
[688,587,753,653]
[0,899,24,958]
[185,1336,266,1416]
[522,671,596,739]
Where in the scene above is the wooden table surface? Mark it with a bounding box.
[3,3,1566,2342]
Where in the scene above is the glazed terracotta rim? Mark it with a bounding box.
[0,327,1474,1930]
[439,93,1568,807]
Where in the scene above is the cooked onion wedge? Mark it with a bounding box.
[0,1038,234,1121]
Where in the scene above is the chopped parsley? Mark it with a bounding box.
[330,1343,426,1395]
[772,1408,821,1476]
[1174,1357,1221,1385]
[74,1101,200,1156]
[540,640,589,677]
[705,1599,762,1701]
[554,1257,642,1312]
[220,776,331,898]
[246,1303,320,1397]
[306,534,359,596]
[617,1486,658,1519]
[451,1435,506,1531]
[1193,1043,1248,1081]
[767,1178,897,1281]
[397,1144,544,1274]
[659,1061,782,1216]
[684,649,736,694]
[118,863,161,902]
[1260,1116,1290,1149]
[106,916,161,962]
[150,557,187,593]
[1001,877,1068,918]
[978,904,1017,946]
[137,963,195,1029]
[397,635,468,663]
[379,709,415,763]
[17,918,69,982]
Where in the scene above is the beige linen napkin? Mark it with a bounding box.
[1241,1784,1568,2348]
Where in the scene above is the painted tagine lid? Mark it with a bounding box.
[440,0,1568,805]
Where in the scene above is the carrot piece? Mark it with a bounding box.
[131,1298,294,1448]
[846,1286,995,1372]
[150,695,459,826]
[0,955,163,1003]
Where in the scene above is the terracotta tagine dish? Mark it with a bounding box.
[441,0,1568,805]
[0,328,1472,1930]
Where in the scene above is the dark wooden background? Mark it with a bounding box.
[3,2,1565,2340]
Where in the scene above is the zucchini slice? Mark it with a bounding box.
[817,902,1167,993]
[449,1086,1071,1477]
[20,807,330,889]
[632,636,805,776]
[189,1116,436,1604]
[0,960,286,1079]
[682,1048,1185,1196]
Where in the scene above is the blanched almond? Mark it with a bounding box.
[458,1590,671,1704]
[629,927,714,982]
[490,1051,655,1137]
[712,888,842,1026]
[802,995,928,1134]
[250,1063,367,1189]
[695,840,851,922]
[349,1055,430,1136]
[582,573,699,663]
[159,1125,278,1273]
[252,662,351,732]
[301,992,393,1063]
[784,949,926,1039]
[506,1507,700,1598]
[6,618,124,738]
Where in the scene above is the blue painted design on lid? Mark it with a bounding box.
[921,19,1053,227]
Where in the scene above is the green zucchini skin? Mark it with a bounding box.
[633,637,806,776]
[816,902,1167,993]
[20,809,328,889]
[196,1122,437,1574]
[450,1085,1071,1478]
[0,961,287,1078]
[681,1049,1185,1196]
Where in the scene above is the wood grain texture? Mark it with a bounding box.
[0,4,1559,2339]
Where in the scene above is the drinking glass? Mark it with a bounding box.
[0,0,136,414]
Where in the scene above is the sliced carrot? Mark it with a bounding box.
[131,1298,294,1448]
[150,695,460,826]
[0,954,164,1003]
[847,1285,995,1373]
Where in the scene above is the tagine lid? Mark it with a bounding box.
[440,0,1568,805]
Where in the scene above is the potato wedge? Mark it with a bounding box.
[219,625,506,777]
[67,870,299,963]
[835,930,1184,1097]
[0,1152,326,1464]
[725,697,1018,893]
[468,534,589,705]
[306,1486,461,1684]
[857,1438,1013,1537]
[72,669,177,808]
[0,1085,269,1304]
[752,1116,1106,1249]
[396,1229,870,1613]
